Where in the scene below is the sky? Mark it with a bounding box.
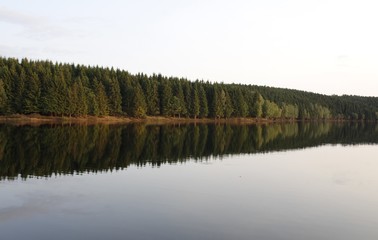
[0,0,377,96]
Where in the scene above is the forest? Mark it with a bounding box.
[0,57,377,120]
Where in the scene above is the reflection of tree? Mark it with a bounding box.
[0,122,377,180]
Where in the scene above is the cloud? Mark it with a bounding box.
[0,6,71,40]
[0,44,36,57]
[0,44,85,59]
[0,6,41,25]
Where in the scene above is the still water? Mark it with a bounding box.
[0,122,378,240]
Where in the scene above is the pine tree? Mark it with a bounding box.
[224,90,233,118]
[73,77,88,116]
[95,81,109,116]
[182,81,192,117]
[118,74,133,115]
[191,83,200,119]
[160,80,173,116]
[23,72,40,114]
[143,79,160,116]
[251,93,263,118]
[131,83,147,118]
[0,79,8,114]
[198,84,208,118]
[87,89,100,116]
[235,89,248,117]
[104,76,122,115]
[172,81,187,117]
[210,86,224,118]
[40,68,68,116]
[12,68,25,113]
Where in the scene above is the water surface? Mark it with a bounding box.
[0,122,377,239]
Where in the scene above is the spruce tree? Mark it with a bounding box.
[198,84,208,118]
[235,89,248,117]
[95,81,109,116]
[0,80,8,114]
[131,83,147,118]
[251,93,263,118]
[23,72,40,114]
[191,83,200,119]
[160,80,173,116]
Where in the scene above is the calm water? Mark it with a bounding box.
[1,122,378,240]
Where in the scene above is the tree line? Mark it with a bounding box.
[0,57,377,120]
[0,122,377,180]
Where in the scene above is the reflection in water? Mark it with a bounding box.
[0,122,377,179]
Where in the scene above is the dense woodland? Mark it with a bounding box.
[0,122,377,179]
[0,57,377,120]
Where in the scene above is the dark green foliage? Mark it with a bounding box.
[0,57,376,120]
[95,80,109,116]
[198,84,208,118]
[233,89,248,117]
[142,76,160,116]
[107,77,122,115]
[210,85,226,118]
[130,83,147,118]
[118,73,133,115]
[0,80,7,113]
[23,72,40,114]
[251,93,263,118]
[67,78,88,116]
[190,83,200,118]
[172,81,187,117]
[224,90,233,118]
[159,79,173,116]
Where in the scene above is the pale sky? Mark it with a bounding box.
[1,0,377,96]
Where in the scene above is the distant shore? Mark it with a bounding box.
[0,114,373,126]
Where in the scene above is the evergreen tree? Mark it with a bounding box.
[182,81,192,117]
[172,81,187,117]
[235,89,248,117]
[95,81,109,116]
[12,68,25,113]
[190,83,200,119]
[251,93,264,118]
[198,84,208,118]
[0,80,8,114]
[105,76,122,115]
[40,69,68,116]
[87,89,99,116]
[143,79,160,116]
[210,86,225,118]
[0,57,377,120]
[224,90,233,118]
[69,77,88,116]
[160,80,173,116]
[22,72,40,114]
[118,74,133,115]
[130,83,147,118]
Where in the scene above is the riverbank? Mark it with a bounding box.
[0,114,371,126]
[0,114,287,126]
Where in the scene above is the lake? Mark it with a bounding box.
[0,122,378,240]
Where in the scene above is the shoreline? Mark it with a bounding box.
[0,114,374,126]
